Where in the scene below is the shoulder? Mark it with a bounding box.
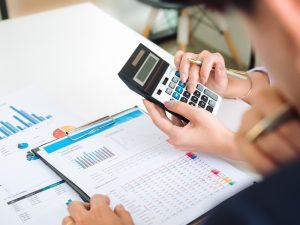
[205,160,300,225]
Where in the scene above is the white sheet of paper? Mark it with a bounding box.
[0,88,83,225]
[39,107,253,225]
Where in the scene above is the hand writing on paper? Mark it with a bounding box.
[62,195,134,225]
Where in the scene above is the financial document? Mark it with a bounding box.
[38,108,253,225]
[0,88,83,225]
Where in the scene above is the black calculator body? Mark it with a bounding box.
[118,43,222,122]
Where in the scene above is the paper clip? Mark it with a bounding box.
[66,116,116,141]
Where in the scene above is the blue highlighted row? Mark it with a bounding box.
[44,109,144,154]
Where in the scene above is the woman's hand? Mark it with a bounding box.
[62,195,134,225]
[236,87,300,175]
[175,50,228,95]
[143,99,242,160]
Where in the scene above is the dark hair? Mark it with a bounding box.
[195,0,255,13]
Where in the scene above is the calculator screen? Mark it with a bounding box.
[133,53,159,86]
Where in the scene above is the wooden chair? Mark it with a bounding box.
[138,0,243,67]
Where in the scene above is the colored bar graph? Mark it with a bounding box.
[13,116,30,128]
[17,126,23,131]
[32,114,44,122]
[0,126,12,136]
[0,122,16,134]
[0,105,53,140]
[6,122,19,133]
[74,147,115,169]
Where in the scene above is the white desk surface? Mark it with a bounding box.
[0,3,253,174]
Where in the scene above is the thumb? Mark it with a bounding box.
[114,204,134,225]
[214,63,227,84]
[164,101,204,122]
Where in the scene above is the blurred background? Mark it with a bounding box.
[2,0,256,69]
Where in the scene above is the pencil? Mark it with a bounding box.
[187,58,248,80]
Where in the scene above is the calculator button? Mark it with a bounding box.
[198,101,206,108]
[201,95,208,102]
[165,88,172,95]
[189,102,196,106]
[157,89,162,95]
[206,105,214,113]
[194,90,201,97]
[180,97,188,103]
[162,77,169,85]
[191,96,198,104]
[175,86,183,94]
[208,100,216,107]
[204,89,218,101]
[183,91,191,99]
[175,71,180,77]
[172,92,180,100]
[196,84,204,92]
[172,76,179,83]
[169,82,176,89]
[178,81,186,88]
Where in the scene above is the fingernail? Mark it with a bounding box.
[188,85,194,93]
[116,204,125,210]
[164,101,174,108]
[181,73,186,82]
[65,199,73,206]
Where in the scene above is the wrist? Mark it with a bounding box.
[218,129,243,160]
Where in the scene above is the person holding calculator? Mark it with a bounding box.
[62,0,300,224]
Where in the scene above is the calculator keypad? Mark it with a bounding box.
[152,68,221,115]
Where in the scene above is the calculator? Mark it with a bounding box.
[118,43,222,122]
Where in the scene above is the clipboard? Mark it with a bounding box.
[32,106,252,225]
[32,106,140,202]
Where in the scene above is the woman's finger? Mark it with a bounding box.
[90,194,110,211]
[174,50,185,70]
[213,62,227,85]
[278,120,300,149]
[179,52,198,82]
[170,115,184,127]
[237,107,278,174]
[62,216,75,225]
[187,64,201,93]
[199,54,218,84]
[143,99,180,137]
[67,201,88,221]
[236,131,277,174]
[256,131,297,163]
[114,204,134,225]
[239,107,264,135]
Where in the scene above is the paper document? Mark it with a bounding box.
[38,108,253,225]
[0,88,83,225]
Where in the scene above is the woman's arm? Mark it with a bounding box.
[223,69,270,104]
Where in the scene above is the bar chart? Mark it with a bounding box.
[74,147,115,169]
[0,105,52,140]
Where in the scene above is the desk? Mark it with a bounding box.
[0,3,249,130]
[0,3,256,222]
[0,2,254,176]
